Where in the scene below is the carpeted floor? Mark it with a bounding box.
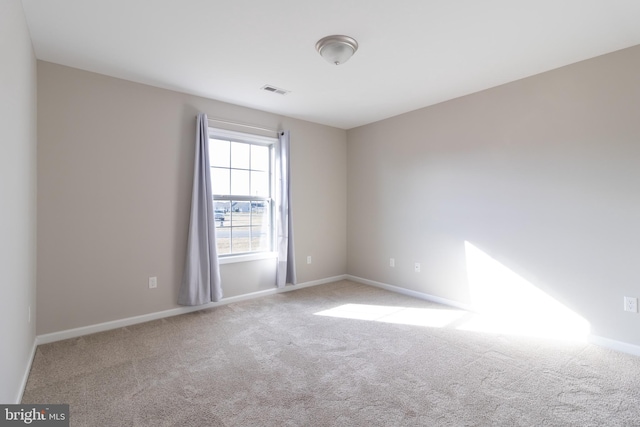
[23,280,640,426]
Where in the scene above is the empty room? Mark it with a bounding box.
[3,0,640,425]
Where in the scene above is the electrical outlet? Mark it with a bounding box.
[307,256,312,264]
[149,277,158,289]
[390,258,395,267]
[624,296,638,313]
[414,262,421,273]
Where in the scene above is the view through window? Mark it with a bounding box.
[209,129,275,255]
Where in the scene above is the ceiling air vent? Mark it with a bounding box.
[261,84,290,96]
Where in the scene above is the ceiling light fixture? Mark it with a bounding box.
[315,35,358,65]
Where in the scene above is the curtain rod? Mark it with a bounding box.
[207,117,280,135]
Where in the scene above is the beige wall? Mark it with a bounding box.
[348,45,640,345]
[37,62,347,335]
[0,0,38,403]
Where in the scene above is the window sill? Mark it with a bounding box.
[218,252,277,265]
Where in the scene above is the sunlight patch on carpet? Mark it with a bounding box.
[315,304,466,328]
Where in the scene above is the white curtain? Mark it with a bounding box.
[276,131,297,287]
[178,113,223,305]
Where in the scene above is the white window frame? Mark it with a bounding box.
[209,127,278,264]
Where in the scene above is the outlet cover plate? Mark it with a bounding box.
[624,296,638,313]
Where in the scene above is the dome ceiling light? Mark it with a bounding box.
[315,35,358,65]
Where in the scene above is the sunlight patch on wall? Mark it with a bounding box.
[463,241,590,341]
[315,304,467,328]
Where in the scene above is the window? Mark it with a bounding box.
[209,128,276,257]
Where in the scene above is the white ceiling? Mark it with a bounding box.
[20,0,640,129]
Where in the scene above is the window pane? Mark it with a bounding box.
[211,168,230,195]
[251,227,270,252]
[232,227,251,254]
[251,202,271,251]
[250,202,269,227]
[251,171,268,197]
[251,145,269,171]
[217,240,231,255]
[210,139,230,168]
[213,203,228,227]
[214,201,231,216]
[230,206,250,225]
[231,169,250,196]
[231,142,250,169]
[216,223,230,255]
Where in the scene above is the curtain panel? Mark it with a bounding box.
[178,113,223,305]
[276,130,297,287]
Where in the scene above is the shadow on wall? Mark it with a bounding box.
[316,241,590,342]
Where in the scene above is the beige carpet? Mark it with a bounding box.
[23,280,640,426]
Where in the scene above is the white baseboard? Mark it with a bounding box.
[36,275,347,346]
[588,334,640,357]
[291,274,348,290]
[16,339,37,404]
[346,274,475,312]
